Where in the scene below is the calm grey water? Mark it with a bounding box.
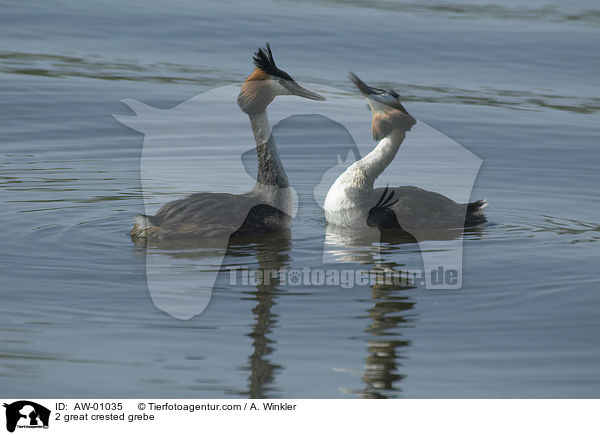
[1,0,599,398]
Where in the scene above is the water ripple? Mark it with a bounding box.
[2,51,597,114]
[311,0,600,25]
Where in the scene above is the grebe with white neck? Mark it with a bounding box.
[324,73,486,231]
[131,44,325,241]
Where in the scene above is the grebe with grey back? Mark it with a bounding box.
[131,44,325,241]
[324,73,486,232]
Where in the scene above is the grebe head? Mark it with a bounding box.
[349,72,416,140]
[238,43,325,114]
[366,185,399,228]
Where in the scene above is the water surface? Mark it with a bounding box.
[1,0,599,398]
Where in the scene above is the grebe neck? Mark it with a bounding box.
[356,130,406,191]
[248,111,289,189]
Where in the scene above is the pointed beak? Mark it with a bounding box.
[280,80,326,101]
[349,72,376,96]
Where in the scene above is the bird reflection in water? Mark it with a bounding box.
[361,258,416,399]
[327,229,418,398]
[225,231,291,399]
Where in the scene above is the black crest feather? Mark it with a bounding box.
[373,185,399,209]
[253,43,278,75]
[366,185,400,229]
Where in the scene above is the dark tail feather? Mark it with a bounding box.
[467,199,487,214]
[465,199,488,226]
[132,214,158,238]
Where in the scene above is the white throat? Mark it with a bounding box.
[323,131,405,228]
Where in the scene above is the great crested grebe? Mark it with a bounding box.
[323,73,486,231]
[131,44,325,240]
